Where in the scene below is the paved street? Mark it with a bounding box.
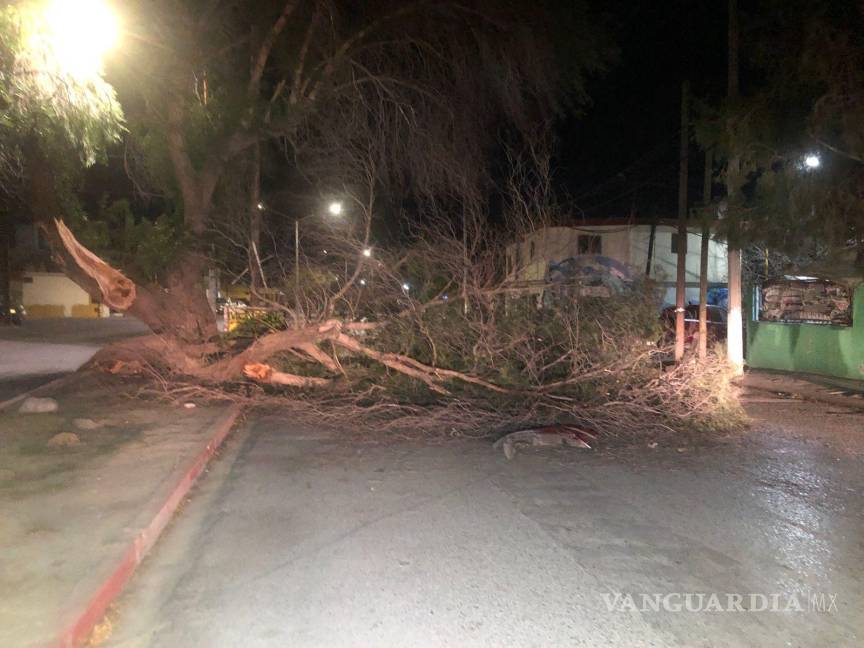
[0,318,147,401]
[107,399,864,648]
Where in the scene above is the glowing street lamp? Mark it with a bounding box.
[804,154,821,169]
[256,199,350,316]
[362,248,372,258]
[42,0,120,79]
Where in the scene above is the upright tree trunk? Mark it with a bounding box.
[675,81,690,362]
[726,0,745,373]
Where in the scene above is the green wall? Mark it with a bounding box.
[746,285,864,381]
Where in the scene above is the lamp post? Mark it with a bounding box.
[256,201,346,315]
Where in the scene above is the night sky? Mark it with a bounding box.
[559,0,728,221]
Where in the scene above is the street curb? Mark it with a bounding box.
[56,403,244,648]
[0,373,79,413]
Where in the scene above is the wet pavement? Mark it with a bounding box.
[0,318,147,402]
[105,398,864,647]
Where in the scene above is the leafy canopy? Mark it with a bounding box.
[0,1,123,167]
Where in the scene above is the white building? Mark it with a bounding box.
[505,221,728,306]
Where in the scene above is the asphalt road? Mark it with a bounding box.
[107,400,864,648]
[0,318,148,402]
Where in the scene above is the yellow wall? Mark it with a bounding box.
[19,272,104,318]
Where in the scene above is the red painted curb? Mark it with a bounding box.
[57,403,243,648]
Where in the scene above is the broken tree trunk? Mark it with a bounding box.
[54,220,506,394]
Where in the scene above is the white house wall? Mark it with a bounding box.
[507,224,728,302]
[629,225,728,284]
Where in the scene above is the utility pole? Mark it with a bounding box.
[698,147,713,360]
[294,218,301,315]
[726,0,745,373]
[674,81,690,362]
[462,206,469,315]
[249,142,262,302]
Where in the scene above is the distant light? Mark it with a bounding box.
[359,279,367,286]
[442,294,448,301]
[256,202,265,211]
[322,249,327,255]
[401,283,410,291]
[328,201,343,216]
[804,154,821,169]
[362,248,372,258]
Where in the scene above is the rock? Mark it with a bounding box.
[183,402,196,409]
[47,432,81,447]
[18,397,59,414]
[72,418,104,430]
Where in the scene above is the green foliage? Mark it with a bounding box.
[0,2,124,167]
[231,309,287,338]
[694,2,864,269]
[66,198,185,283]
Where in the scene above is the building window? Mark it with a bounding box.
[671,233,681,254]
[578,235,601,254]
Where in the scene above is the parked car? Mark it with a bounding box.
[660,304,727,346]
[0,298,25,325]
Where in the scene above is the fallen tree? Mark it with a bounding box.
[58,213,744,437]
[8,1,743,435]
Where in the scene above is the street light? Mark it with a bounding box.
[804,154,821,169]
[362,248,372,258]
[43,0,120,79]
[256,200,347,316]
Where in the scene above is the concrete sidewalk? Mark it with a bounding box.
[0,374,238,648]
[741,369,864,411]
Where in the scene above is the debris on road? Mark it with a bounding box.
[494,424,596,460]
[18,397,59,414]
[73,418,104,430]
[48,432,81,447]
